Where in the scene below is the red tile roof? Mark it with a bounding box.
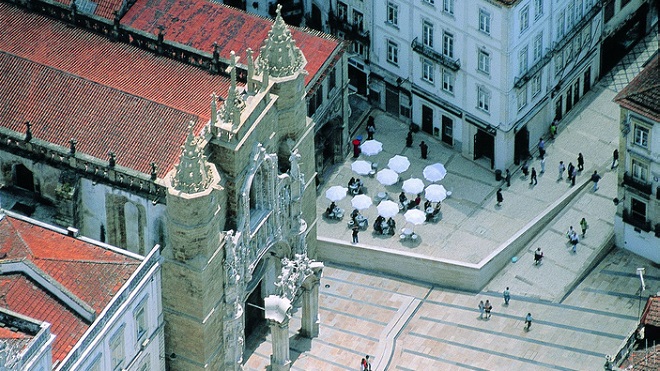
[620,344,660,371]
[121,0,342,86]
[641,295,660,327]
[53,0,125,19]
[0,214,140,364]
[614,55,660,122]
[0,2,229,173]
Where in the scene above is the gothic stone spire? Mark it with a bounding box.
[259,4,306,78]
[171,122,213,193]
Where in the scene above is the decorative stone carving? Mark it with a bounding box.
[171,123,214,193]
[218,52,245,130]
[258,5,306,78]
[274,254,314,302]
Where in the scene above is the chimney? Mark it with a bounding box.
[67,227,79,237]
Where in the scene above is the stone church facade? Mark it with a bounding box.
[0,2,324,369]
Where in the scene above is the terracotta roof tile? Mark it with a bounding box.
[614,55,660,122]
[0,215,140,363]
[53,0,125,19]
[121,0,342,86]
[0,2,229,173]
[641,295,660,327]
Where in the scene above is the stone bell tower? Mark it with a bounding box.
[162,124,227,370]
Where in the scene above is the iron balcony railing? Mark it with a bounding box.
[623,172,653,195]
[411,37,460,71]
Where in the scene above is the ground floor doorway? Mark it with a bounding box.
[385,84,399,116]
[422,105,433,135]
[514,126,530,165]
[348,65,368,96]
[441,115,453,146]
[474,129,494,169]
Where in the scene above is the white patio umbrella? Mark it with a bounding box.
[402,178,425,195]
[387,155,410,174]
[351,194,373,210]
[376,168,399,186]
[377,200,399,218]
[423,163,447,182]
[424,184,448,202]
[325,186,347,202]
[360,140,383,156]
[351,160,373,175]
[404,209,426,225]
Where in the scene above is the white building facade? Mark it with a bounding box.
[613,55,660,263]
[369,0,603,171]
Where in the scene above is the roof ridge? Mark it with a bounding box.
[0,50,203,121]
[35,257,140,264]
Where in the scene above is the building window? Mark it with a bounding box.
[575,0,583,20]
[442,31,454,59]
[479,9,491,34]
[633,124,649,148]
[519,46,528,75]
[631,158,649,182]
[557,10,565,38]
[424,0,434,4]
[534,0,543,19]
[328,68,337,94]
[604,1,615,22]
[110,328,125,371]
[519,5,529,33]
[443,0,454,14]
[87,357,102,371]
[337,2,347,21]
[631,198,647,222]
[353,10,364,31]
[352,41,365,58]
[423,21,434,47]
[565,42,573,63]
[477,86,490,112]
[387,40,399,65]
[387,2,398,26]
[532,72,542,97]
[422,59,434,83]
[621,0,631,8]
[554,53,563,76]
[533,33,543,61]
[517,85,528,111]
[574,32,582,52]
[442,69,454,93]
[135,304,147,341]
[478,49,490,75]
[567,3,574,29]
[582,22,592,46]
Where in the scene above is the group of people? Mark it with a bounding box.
[424,200,442,221]
[567,218,588,252]
[477,289,533,330]
[324,201,343,219]
[399,192,421,210]
[374,215,396,235]
[348,177,364,196]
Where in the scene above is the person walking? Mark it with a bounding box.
[530,167,538,185]
[406,130,413,147]
[577,153,584,172]
[534,248,543,265]
[558,161,566,180]
[484,300,493,319]
[540,157,546,173]
[478,300,485,319]
[549,120,557,139]
[352,224,359,244]
[538,138,546,159]
[360,355,372,371]
[611,149,619,169]
[521,160,529,177]
[419,141,429,159]
[580,218,588,237]
[570,232,579,253]
[525,313,533,330]
[496,188,503,206]
[505,169,511,187]
[591,170,601,191]
[366,117,376,140]
[570,166,577,186]
[503,287,511,305]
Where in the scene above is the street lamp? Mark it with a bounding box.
[637,267,646,318]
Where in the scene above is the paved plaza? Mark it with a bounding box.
[243,31,658,371]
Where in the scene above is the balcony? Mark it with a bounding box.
[411,38,460,71]
[622,208,652,232]
[514,2,602,88]
[623,172,653,195]
[329,14,370,44]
